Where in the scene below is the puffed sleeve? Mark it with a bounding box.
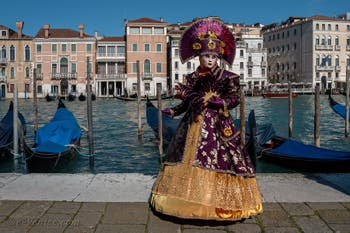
[220,72,240,110]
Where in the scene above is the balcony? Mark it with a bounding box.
[0,58,7,65]
[335,45,341,51]
[315,65,334,71]
[335,66,341,71]
[36,73,43,80]
[51,72,77,80]
[347,45,350,51]
[315,44,333,50]
[0,75,6,82]
[96,52,125,59]
[236,41,246,48]
[247,61,253,67]
[96,73,127,80]
[261,61,267,67]
[142,72,153,80]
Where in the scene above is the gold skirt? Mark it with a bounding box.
[151,115,263,221]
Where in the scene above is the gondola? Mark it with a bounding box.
[328,93,349,120]
[24,99,83,172]
[0,101,26,161]
[45,94,56,102]
[78,93,96,101]
[259,135,350,172]
[146,99,275,166]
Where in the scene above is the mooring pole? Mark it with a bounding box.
[314,85,320,147]
[13,85,19,160]
[157,87,163,163]
[288,81,293,138]
[86,57,94,168]
[240,87,245,145]
[33,68,38,133]
[137,60,142,136]
[345,75,349,137]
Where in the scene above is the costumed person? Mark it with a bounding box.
[150,17,263,221]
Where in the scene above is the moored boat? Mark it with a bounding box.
[262,92,298,98]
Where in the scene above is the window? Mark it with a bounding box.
[25,45,30,61]
[327,36,332,45]
[322,24,325,31]
[36,44,41,53]
[144,43,150,52]
[145,83,150,91]
[142,27,152,34]
[316,24,319,30]
[335,37,339,45]
[1,45,6,59]
[1,31,6,36]
[10,45,15,61]
[174,49,179,57]
[37,64,42,75]
[156,63,162,73]
[175,73,179,81]
[347,25,350,31]
[293,29,297,35]
[144,59,150,73]
[52,64,57,74]
[156,43,162,52]
[328,24,331,31]
[186,62,191,69]
[71,63,77,73]
[132,43,138,51]
[316,56,320,66]
[117,46,125,55]
[154,27,164,34]
[25,67,30,77]
[175,61,178,69]
[240,50,244,57]
[52,44,57,52]
[335,56,339,66]
[87,44,92,52]
[130,27,140,34]
[316,36,320,45]
[107,46,115,55]
[335,24,339,31]
[240,62,244,69]
[62,44,67,52]
[248,69,252,77]
[37,85,42,94]
[10,67,14,78]
[132,63,137,73]
[71,44,76,52]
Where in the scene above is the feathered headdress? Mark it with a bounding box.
[179,18,236,65]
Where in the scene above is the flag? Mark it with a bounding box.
[321,55,330,66]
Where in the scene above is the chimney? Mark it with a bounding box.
[160,17,163,22]
[16,21,24,39]
[43,24,50,38]
[78,24,84,38]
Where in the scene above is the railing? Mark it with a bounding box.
[36,73,43,80]
[347,45,350,51]
[142,72,153,80]
[247,61,253,67]
[335,66,341,71]
[315,65,334,71]
[0,58,7,64]
[315,44,333,50]
[96,52,125,58]
[51,72,77,80]
[96,73,127,79]
[335,45,341,51]
[0,75,6,82]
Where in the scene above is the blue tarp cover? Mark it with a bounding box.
[35,108,82,153]
[271,139,350,160]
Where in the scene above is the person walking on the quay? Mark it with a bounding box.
[150,17,263,221]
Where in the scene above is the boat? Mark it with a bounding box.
[24,99,83,172]
[259,135,350,172]
[78,93,96,101]
[262,92,298,98]
[45,94,56,102]
[0,101,26,161]
[328,93,349,120]
[116,94,173,101]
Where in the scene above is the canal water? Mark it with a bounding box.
[1,95,349,174]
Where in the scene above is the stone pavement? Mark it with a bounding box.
[0,201,349,233]
[0,173,349,233]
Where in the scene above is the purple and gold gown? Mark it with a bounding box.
[151,65,263,221]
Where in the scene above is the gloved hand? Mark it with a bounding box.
[162,108,173,117]
[207,96,224,109]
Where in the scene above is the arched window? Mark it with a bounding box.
[316,55,320,65]
[1,45,6,59]
[144,59,150,73]
[327,36,332,45]
[10,67,15,78]
[315,36,320,45]
[25,67,30,77]
[25,45,30,61]
[60,57,68,73]
[10,45,15,61]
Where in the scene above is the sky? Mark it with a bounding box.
[1,0,350,37]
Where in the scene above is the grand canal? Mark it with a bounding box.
[1,94,350,174]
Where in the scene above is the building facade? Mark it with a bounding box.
[32,24,96,98]
[125,17,169,97]
[263,15,350,90]
[95,35,126,97]
[0,21,33,99]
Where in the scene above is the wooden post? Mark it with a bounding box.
[288,82,293,138]
[86,57,94,168]
[346,74,349,137]
[157,87,163,164]
[137,60,142,136]
[33,68,38,133]
[240,87,245,145]
[314,85,320,147]
[13,85,18,159]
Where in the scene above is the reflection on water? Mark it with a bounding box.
[1,95,349,174]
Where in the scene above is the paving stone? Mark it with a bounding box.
[306,202,347,210]
[95,224,146,233]
[317,209,350,224]
[256,210,294,227]
[46,201,81,214]
[0,225,29,233]
[328,224,350,233]
[0,200,23,216]
[37,213,74,228]
[71,211,103,228]
[340,202,350,210]
[64,225,96,233]
[27,226,64,233]
[262,203,284,211]
[263,226,300,233]
[182,229,226,233]
[79,202,106,213]
[227,223,261,233]
[292,215,333,233]
[101,202,148,224]
[280,203,314,216]
[10,201,53,219]
[148,211,182,233]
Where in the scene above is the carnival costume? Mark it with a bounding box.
[150,18,263,221]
